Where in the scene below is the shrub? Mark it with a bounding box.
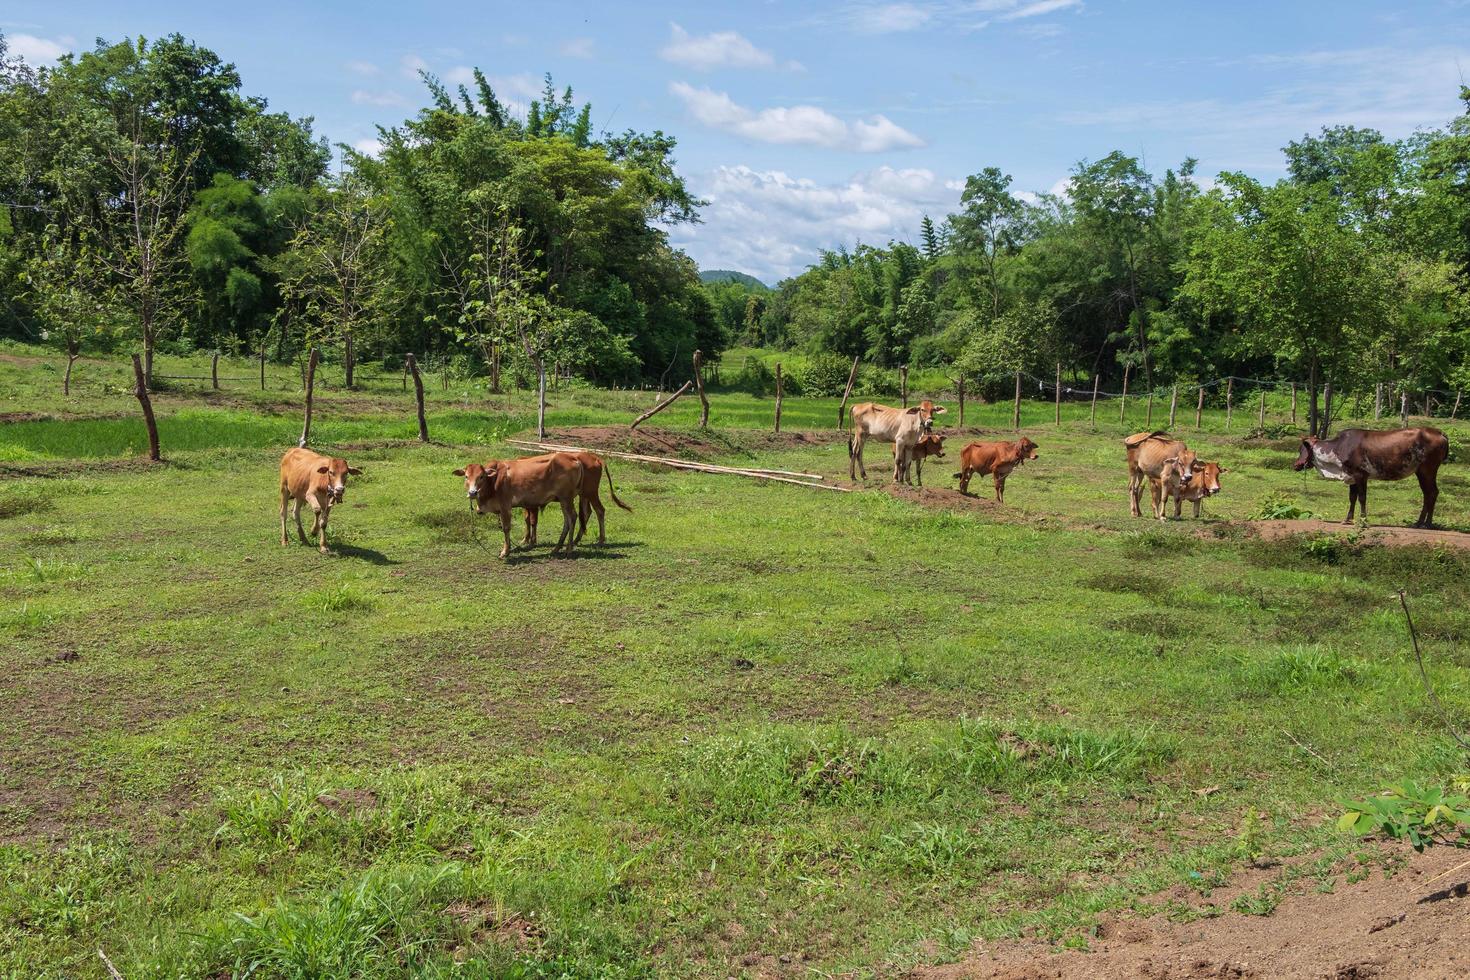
[1249,493,1314,521]
[1338,781,1470,851]
[793,352,852,396]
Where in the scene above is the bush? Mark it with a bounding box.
[1249,493,1314,521]
[729,356,775,395]
[794,352,852,397]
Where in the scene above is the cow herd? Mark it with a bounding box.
[275,397,1455,558]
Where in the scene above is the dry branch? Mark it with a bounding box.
[631,381,692,430]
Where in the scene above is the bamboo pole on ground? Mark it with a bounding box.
[1054,362,1061,426]
[1195,386,1204,430]
[1168,385,1178,429]
[1225,377,1233,429]
[211,352,220,390]
[1012,370,1021,430]
[405,353,428,442]
[838,355,860,430]
[131,354,161,461]
[774,363,783,433]
[506,439,849,492]
[692,349,710,428]
[1089,375,1099,428]
[1119,364,1130,424]
[900,365,909,408]
[508,440,825,480]
[631,380,692,430]
[298,347,319,448]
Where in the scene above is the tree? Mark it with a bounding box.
[951,167,1025,317]
[18,225,115,393]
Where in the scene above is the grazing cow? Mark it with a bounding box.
[955,437,1038,502]
[454,454,583,558]
[895,433,946,487]
[1158,461,1225,520]
[1293,427,1449,527]
[521,451,633,546]
[849,399,946,482]
[279,447,362,554]
[1124,431,1197,518]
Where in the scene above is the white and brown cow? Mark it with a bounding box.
[279,447,362,554]
[1124,431,1197,518]
[849,399,946,482]
[1158,460,1225,520]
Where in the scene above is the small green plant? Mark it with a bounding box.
[1337,782,1470,851]
[1249,493,1313,521]
[303,583,375,614]
[1299,532,1357,563]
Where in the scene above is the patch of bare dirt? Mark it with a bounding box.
[544,425,724,459]
[0,456,165,481]
[885,483,1004,513]
[912,845,1470,980]
[1238,519,1470,551]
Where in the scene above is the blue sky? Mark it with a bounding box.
[5,1,1470,283]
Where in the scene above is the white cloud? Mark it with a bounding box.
[659,23,789,71]
[852,3,932,33]
[666,164,963,282]
[999,0,1082,20]
[445,65,476,85]
[352,138,384,157]
[7,32,70,63]
[351,89,408,107]
[559,37,595,59]
[670,82,924,152]
[345,59,380,76]
[399,54,430,79]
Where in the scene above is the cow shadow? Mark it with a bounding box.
[502,541,641,564]
[332,544,399,565]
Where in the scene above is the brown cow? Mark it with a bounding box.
[849,399,945,481]
[454,454,583,558]
[521,451,633,546]
[1158,460,1225,520]
[895,433,946,486]
[1293,427,1449,527]
[955,437,1038,502]
[279,447,362,554]
[1124,431,1197,518]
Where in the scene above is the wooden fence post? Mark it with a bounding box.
[1424,392,1432,417]
[537,360,547,440]
[1145,388,1154,427]
[1453,391,1463,420]
[692,349,710,428]
[1089,375,1099,428]
[1257,388,1266,431]
[211,352,220,390]
[1119,363,1130,424]
[131,354,161,462]
[259,346,267,391]
[1195,385,1204,430]
[1322,382,1333,438]
[1225,377,1233,429]
[64,344,79,396]
[630,380,692,430]
[1168,385,1178,429]
[1054,362,1062,426]
[1374,382,1383,420]
[343,332,356,390]
[957,374,966,427]
[900,365,909,408]
[1012,370,1021,430]
[1291,382,1297,426]
[1400,391,1408,425]
[838,355,860,430]
[405,353,429,442]
[298,347,319,448]
[774,363,783,433]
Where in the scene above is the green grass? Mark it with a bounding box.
[3,341,1470,976]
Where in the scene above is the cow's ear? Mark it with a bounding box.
[316,465,330,474]
[1163,456,1178,465]
[347,467,363,476]
[453,469,465,477]
[905,407,921,415]
[933,406,947,415]
[1218,467,1229,473]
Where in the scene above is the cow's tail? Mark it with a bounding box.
[603,464,633,512]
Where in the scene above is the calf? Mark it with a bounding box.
[279,447,362,554]
[1158,461,1225,520]
[849,399,945,482]
[522,451,633,546]
[895,433,946,486]
[455,454,583,558]
[1293,427,1449,527]
[955,437,1038,502]
[1124,431,1196,518]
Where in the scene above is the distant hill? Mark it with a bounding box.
[699,269,772,290]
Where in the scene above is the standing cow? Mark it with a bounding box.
[1158,460,1225,520]
[455,454,583,559]
[1124,431,1196,518]
[279,448,362,554]
[955,437,1038,502]
[521,451,633,546]
[894,433,945,486]
[849,400,945,482]
[1293,427,1449,527]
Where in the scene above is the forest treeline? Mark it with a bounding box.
[0,32,716,389]
[3,30,1469,435]
[710,92,1470,434]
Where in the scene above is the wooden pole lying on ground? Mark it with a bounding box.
[774,363,783,433]
[1195,386,1204,430]
[1055,362,1062,426]
[901,365,909,408]
[630,380,692,430]
[1291,382,1297,426]
[1119,363,1130,424]
[211,352,220,390]
[1168,385,1178,429]
[405,353,428,442]
[298,347,319,449]
[1090,375,1099,427]
[692,349,710,428]
[838,355,860,430]
[131,354,161,462]
[1012,370,1022,430]
[1258,388,1266,431]
[506,439,850,492]
[1225,377,1233,429]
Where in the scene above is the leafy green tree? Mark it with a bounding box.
[951,167,1025,318]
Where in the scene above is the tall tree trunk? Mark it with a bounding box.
[131,354,160,461]
[299,347,319,448]
[693,349,710,428]
[343,332,356,389]
[490,342,501,394]
[537,358,547,440]
[143,325,155,391]
[1306,358,1320,437]
[406,353,429,442]
[63,339,79,396]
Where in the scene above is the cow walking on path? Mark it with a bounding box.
[1293,427,1449,527]
[279,448,362,554]
[849,400,945,482]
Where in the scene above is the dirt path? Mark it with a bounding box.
[1241,519,1470,551]
[913,845,1470,980]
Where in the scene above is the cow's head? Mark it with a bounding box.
[1016,437,1039,462]
[1293,437,1317,472]
[914,433,945,459]
[452,462,495,512]
[1162,448,1198,486]
[920,399,947,431]
[1196,461,1225,496]
[316,457,361,504]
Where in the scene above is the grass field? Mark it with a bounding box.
[3,343,1470,977]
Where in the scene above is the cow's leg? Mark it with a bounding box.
[498,509,513,559]
[1193,499,1202,518]
[315,505,330,554]
[1359,483,1369,524]
[522,506,539,547]
[1128,467,1142,517]
[1174,493,1182,518]
[959,467,972,496]
[588,496,606,545]
[915,457,924,488]
[851,431,867,480]
[994,474,1005,504]
[1417,470,1437,528]
[1149,478,1164,520]
[1344,484,1359,524]
[280,488,290,546]
[553,496,576,554]
[293,499,308,544]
